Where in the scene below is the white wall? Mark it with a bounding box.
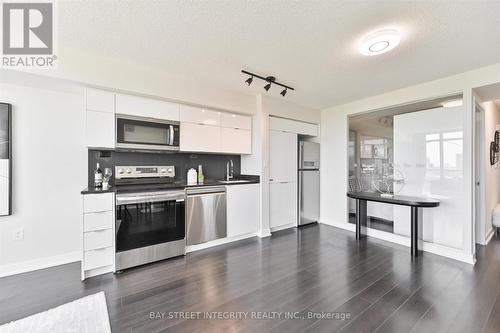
[0,75,86,276]
[481,101,500,243]
[262,95,320,124]
[320,61,500,264]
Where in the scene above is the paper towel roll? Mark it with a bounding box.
[187,168,198,185]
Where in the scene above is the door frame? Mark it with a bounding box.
[472,98,486,247]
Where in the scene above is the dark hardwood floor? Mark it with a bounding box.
[1,224,500,333]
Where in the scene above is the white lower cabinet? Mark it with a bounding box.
[180,122,221,152]
[270,181,297,230]
[84,248,114,271]
[226,184,260,237]
[84,229,113,251]
[81,192,115,280]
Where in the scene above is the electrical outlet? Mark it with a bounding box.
[12,228,24,241]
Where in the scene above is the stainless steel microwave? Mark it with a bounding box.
[116,114,180,151]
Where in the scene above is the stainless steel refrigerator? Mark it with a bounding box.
[0,103,11,216]
[298,141,320,226]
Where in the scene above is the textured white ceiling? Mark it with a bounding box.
[58,0,500,109]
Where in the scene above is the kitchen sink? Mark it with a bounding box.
[218,180,251,184]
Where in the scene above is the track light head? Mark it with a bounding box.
[241,70,294,96]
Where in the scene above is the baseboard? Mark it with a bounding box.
[319,220,475,265]
[0,251,81,278]
[270,223,296,233]
[186,232,258,253]
[258,228,271,238]
[485,227,495,244]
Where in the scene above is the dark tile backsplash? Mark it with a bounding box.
[88,150,241,187]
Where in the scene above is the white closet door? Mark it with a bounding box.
[270,182,297,229]
[269,130,297,183]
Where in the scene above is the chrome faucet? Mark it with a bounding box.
[226,159,234,181]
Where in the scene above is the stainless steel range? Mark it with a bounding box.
[114,165,185,271]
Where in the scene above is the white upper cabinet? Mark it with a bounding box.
[220,113,252,130]
[180,122,221,153]
[115,94,179,121]
[86,89,115,113]
[85,111,115,149]
[84,88,253,154]
[220,127,251,154]
[85,89,115,149]
[180,105,221,126]
[179,105,252,154]
[269,130,298,183]
[269,116,319,137]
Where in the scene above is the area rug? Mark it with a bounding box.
[0,292,111,333]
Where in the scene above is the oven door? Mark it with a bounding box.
[115,191,185,254]
[116,114,180,151]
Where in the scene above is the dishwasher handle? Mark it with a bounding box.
[186,186,226,196]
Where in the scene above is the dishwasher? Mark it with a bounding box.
[186,186,226,245]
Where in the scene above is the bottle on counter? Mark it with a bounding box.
[94,163,103,188]
[197,165,204,184]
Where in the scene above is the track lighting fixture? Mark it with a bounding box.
[241,70,294,97]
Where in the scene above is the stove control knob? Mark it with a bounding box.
[161,168,167,173]
[118,168,124,174]
[126,168,132,174]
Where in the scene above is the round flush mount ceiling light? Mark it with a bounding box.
[359,29,401,56]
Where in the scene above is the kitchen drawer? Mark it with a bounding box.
[84,247,113,270]
[83,193,114,213]
[84,211,113,232]
[84,229,113,251]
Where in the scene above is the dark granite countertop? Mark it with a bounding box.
[81,175,260,195]
[80,187,116,195]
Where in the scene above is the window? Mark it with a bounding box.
[425,131,463,177]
